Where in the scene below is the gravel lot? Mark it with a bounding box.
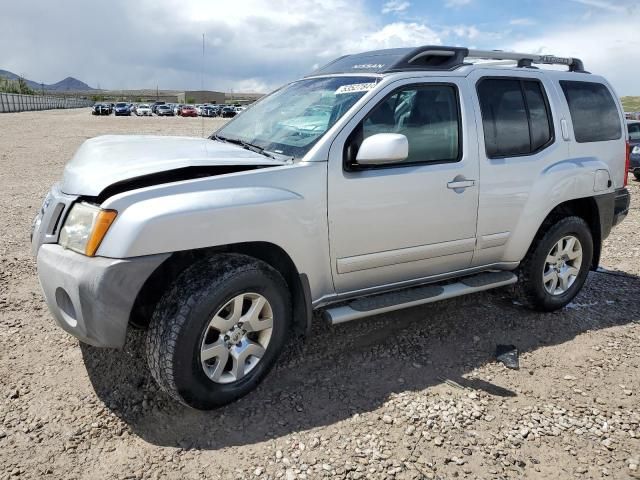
[0,108,639,480]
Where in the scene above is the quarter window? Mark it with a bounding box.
[477,78,554,158]
[560,81,621,143]
[345,84,461,168]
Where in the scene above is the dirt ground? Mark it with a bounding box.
[0,108,638,480]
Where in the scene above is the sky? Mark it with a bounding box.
[0,0,638,95]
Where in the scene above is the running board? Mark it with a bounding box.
[322,271,517,325]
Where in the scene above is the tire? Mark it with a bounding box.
[514,216,593,312]
[634,172,640,181]
[145,253,291,409]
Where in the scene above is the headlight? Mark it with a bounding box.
[632,145,640,154]
[59,202,117,256]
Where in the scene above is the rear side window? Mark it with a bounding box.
[560,81,621,143]
[477,78,553,158]
[629,123,640,141]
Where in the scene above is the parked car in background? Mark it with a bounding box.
[221,106,237,118]
[235,106,247,114]
[135,104,152,116]
[201,106,218,117]
[628,120,640,180]
[179,105,198,117]
[91,103,112,115]
[114,103,131,116]
[151,101,166,114]
[173,104,183,115]
[156,105,174,117]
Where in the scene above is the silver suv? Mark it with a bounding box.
[32,46,631,409]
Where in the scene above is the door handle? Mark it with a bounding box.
[447,179,475,189]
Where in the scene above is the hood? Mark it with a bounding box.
[61,135,286,196]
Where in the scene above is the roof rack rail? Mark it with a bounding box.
[307,45,586,76]
[466,49,585,72]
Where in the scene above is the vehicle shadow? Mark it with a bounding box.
[81,269,640,450]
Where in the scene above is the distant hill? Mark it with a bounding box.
[622,97,640,112]
[0,69,94,91]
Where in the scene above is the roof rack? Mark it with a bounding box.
[307,46,586,77]
[466,49,585,72]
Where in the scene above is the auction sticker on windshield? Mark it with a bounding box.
[335,83,377,95]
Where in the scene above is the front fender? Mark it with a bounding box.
[96,162,333,300]
[101,186,302,257]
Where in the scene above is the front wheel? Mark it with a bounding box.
[146,254,291,409]
[514,216,593,311]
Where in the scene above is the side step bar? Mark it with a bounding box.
[322,271,517,325]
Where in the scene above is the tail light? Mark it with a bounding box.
[624,140,630,187]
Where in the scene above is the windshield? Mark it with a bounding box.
[215,76,378,159]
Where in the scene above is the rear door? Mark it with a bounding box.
[466,70,567,267]
[327,77,480,294]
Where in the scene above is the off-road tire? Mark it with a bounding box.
[514,216,593,312]
[145,253,291,410]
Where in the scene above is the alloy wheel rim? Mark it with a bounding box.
[200,292,273,384]
[542,235,583,296]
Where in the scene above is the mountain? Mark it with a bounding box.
[46,76,94,91]
[0,69,95,91]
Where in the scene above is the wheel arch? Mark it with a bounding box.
[526,195,608,271]
[129,242,313,338]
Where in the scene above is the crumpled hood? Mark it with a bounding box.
[61,135,286,196]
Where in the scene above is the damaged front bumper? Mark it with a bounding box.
[36,244,168,348]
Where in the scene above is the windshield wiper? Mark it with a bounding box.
[212,134,278,160]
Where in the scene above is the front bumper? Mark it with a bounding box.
[36,244,169,348]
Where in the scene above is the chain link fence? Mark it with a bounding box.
[0,93,92,113]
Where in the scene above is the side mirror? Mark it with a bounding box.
[355,133,409,166]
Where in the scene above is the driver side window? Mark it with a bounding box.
[346,84,461,169]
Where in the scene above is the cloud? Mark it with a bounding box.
[349,22,441,50]
[382,0,410,14]
[510,18,640,95]
[0,0,636,98]
[451,25,480,40]
[0,0,445,93]
[445,0,472,8]
[569,0,626,13]
[0,0,366,92]
[509,18,536,26]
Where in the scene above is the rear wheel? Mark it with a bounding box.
[514,216,593,311]
[146,254,291,409]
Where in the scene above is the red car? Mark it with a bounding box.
[180,106,198,117]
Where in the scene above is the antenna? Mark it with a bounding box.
[201,33,205,138]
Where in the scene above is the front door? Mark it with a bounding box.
[327,78,480,294]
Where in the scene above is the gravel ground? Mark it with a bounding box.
[0,108,638,480]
